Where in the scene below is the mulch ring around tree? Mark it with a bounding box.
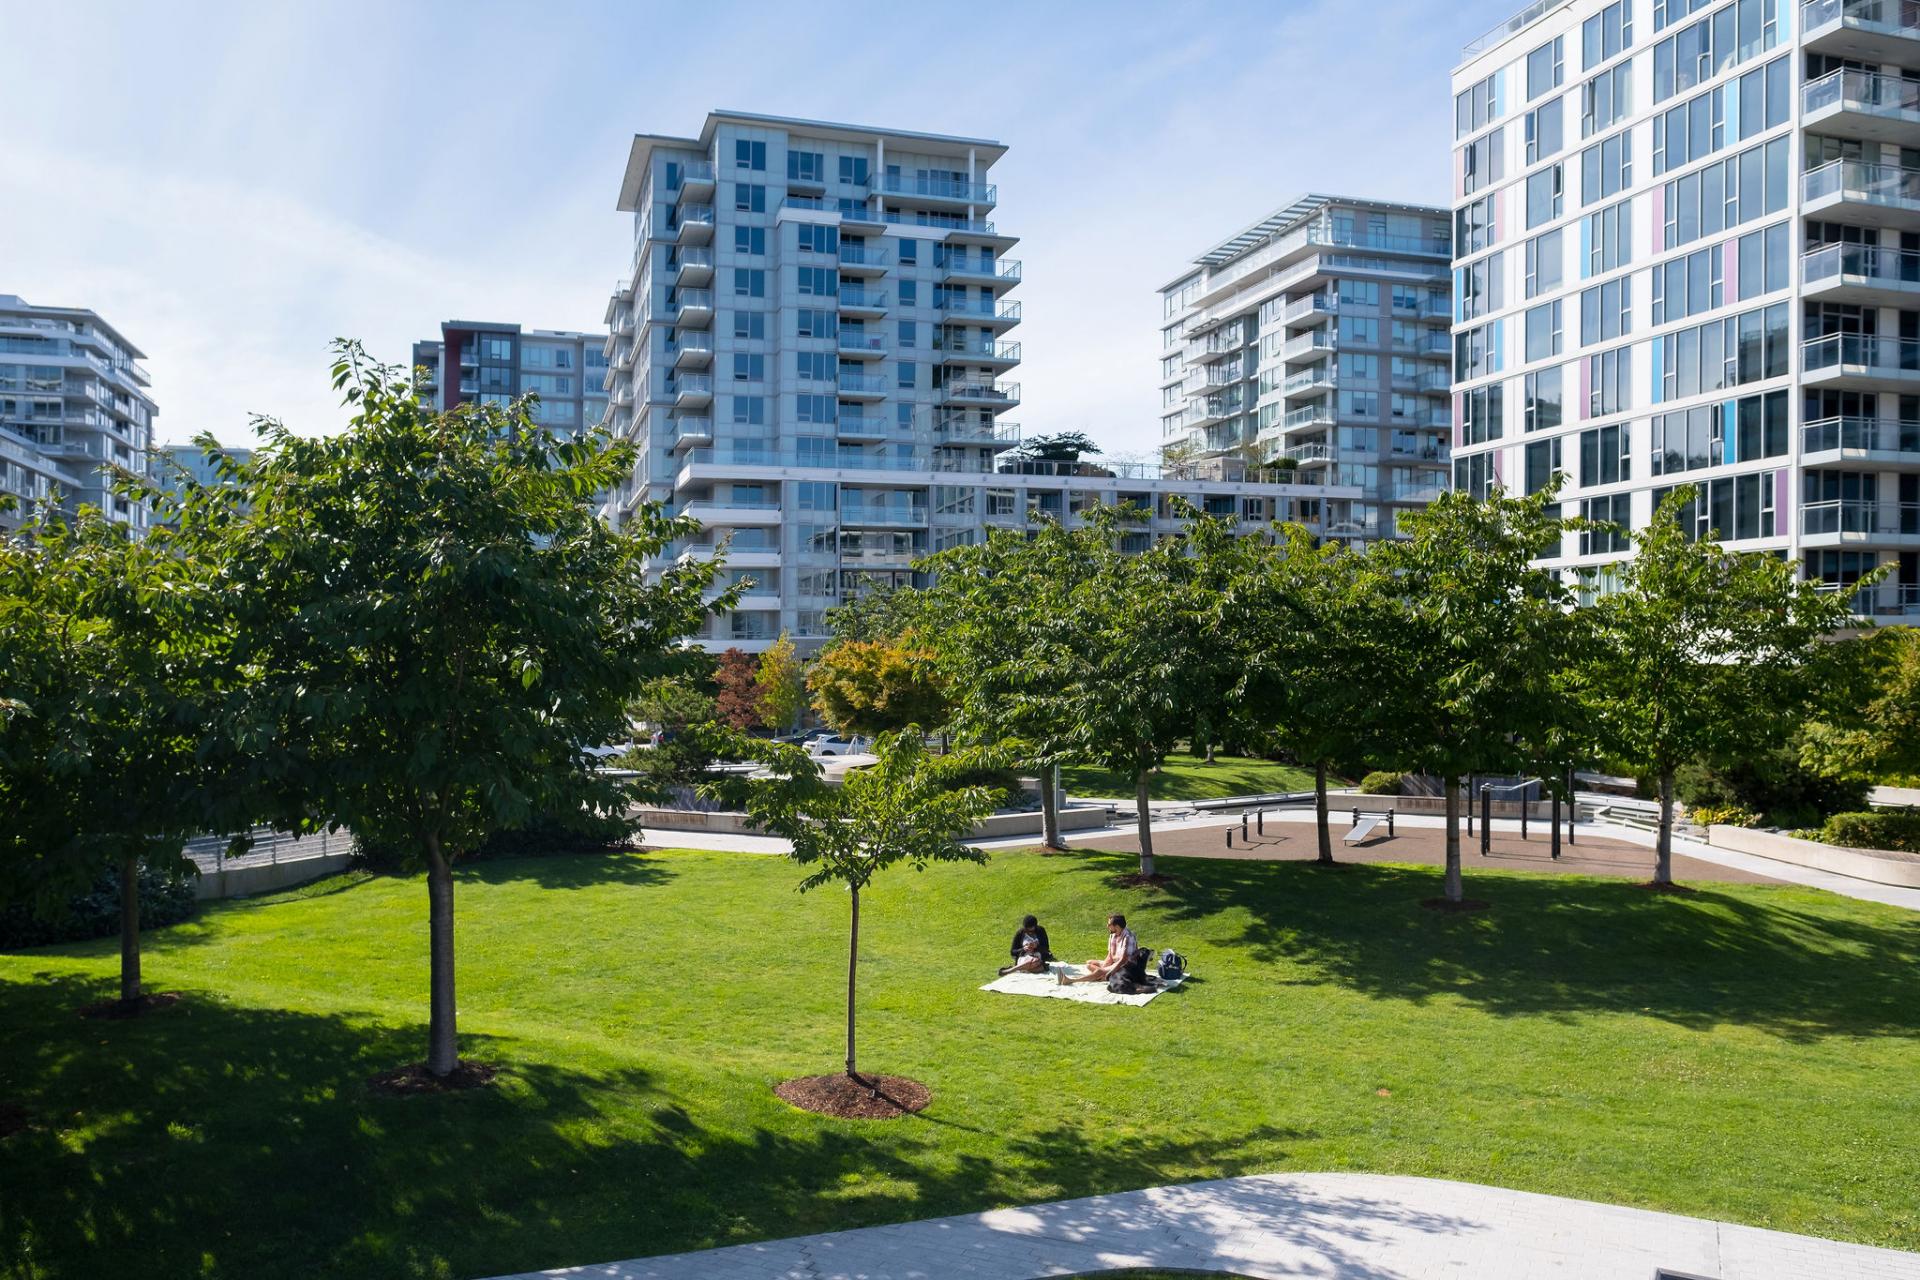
[774,1073,930,1120]
[78,992,181,1020]
[368,1061,500,1096]
[0,1102,29,1140]
[1110,872,1181,890]
[1639,881,1700,895]
[1420,897,1492,914]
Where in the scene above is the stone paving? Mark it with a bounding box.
[484,1171,1920,1279]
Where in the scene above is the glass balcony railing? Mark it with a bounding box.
[875,173,996,203]
[1802,414,1920,454]
[1803,242,1920,289]
[838,288,887,310]
[674,161,716,186]
[1802,0,1920,40]
[943,378,1019,403]
[836,372,888,394]
[837,332,887,352]
[1804,159,1920,207]
[934,336,1021,360]
[1805,67,1920,119]
[1803,331,1920,374]
[838,245,892,269]
[934,297,1022,321]
[680,447,936,472]
[941,257,1021,282]
[1802,499,1920,536]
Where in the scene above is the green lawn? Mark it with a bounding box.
[1060,752,1322,800]
[2,848,1918,1280]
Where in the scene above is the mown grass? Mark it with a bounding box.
[1060,752,1322,800]
[1,847,1917,1279]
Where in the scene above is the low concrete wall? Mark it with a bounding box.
[1707,824,1920,888]
[193,853,353,901]
[635,804,1114,840]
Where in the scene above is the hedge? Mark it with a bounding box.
[0,865,198,950]
[1358,771,1404,796]
[1818,810,1920,854]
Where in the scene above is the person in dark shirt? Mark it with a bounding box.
[999,914,1054,975]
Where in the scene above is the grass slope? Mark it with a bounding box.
[1060,752,1321,801]
[1,849,1917,1280]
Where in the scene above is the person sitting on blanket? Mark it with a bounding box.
[1061,913,1136,985]
[999,914,1054,976]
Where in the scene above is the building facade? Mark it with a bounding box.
[604,111,1353,652]
[0,294,157,532]
[1158,197,1455,545]
[412,321,608,436]
[1452,0,1920,618]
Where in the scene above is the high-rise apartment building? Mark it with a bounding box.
[605,111,1354,652]
[0,294,158,532]
[412,321,608,435]
[1452,0,1920,618]
[1158,197,1455,544]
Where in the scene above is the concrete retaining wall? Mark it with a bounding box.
[635,805,1114,840]
[1707,824,1920,888]
[193,853,353,901]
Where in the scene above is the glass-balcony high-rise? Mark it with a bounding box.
[1158,197,1455,546]
[411,321,608,437]
[1452,0,1920,619]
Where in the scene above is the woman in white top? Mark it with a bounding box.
[1061,913,1137,985]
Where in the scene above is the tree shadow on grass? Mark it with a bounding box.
[459,848,680,892]
[1062,851,1920,1043]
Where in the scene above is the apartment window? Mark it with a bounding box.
[1660,137,1789,249]
[1340,352,1380,382]
[734,139,766,171]
[1341,315,1380,346]
[897,320,917,348]
[1455,322,1503,382]
[797,266,836,297]
[898,238,917,265]
[1525,231,1562,299]
[1583,0,1633,67]
[1525,301,1564,364]
[1340,278,1382,306]
[731,395,765,426]
[1526,164,1563,228]
[1455,73,1499,139]
[1459,250,1505,321]
[1528,35,1565,98]
[1526,98,1564,165]
[1653,0,1785,103]
[1462,126,1504,196]
[1525,367,1563,432]
[1735,222,1791,299]
[1581,493,1633,554]
[1340,389,1381,417]
[1525,436,1564,494]
[1581,130,1632,204]
[899,280,918,307]
[1580,62,1632,137]
[1455,451,1496,499]
[795,394,835,423]
[734,226,766,256]
[986,489,1015,517]
[1587,345,1632,417]
[1651,243,1723,323]
[1585,200,1632,276]
[838,155,869,187]
[788,149,824,183]
[734,312,766,340]
[896,362,916,389]
[732,352,765,382]
[1581,277,1632,344]
[1456,195,1496,255]
[795,224,837,254]
[796,308,835,338]
[1461,383,1505,444]
[1580,422,1632,487]
[1655,300,1788,400]
[796,352,834,382]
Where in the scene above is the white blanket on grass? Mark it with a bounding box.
[980,962,1187,1006]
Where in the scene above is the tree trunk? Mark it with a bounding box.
[1135,769,1156,878]
[1443,775,1463,903]
[845,883,860,1079]
[424,832,459,1076]
[1655,769,1676,887]
[118,851,141,1004]
[1314,759,1334,865]
[1040,762,1064,851]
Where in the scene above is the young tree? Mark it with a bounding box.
[754,632,807,733]
[1369,487,1576,906]
[206,342,726,1077]
[1802,627,1920,788]
[1580,488,1869,886]
[1016,430,1102,464]
[713,648,766,730]
[806,637,950,736]
[709,731,998,1080]
[0,500,235,1008]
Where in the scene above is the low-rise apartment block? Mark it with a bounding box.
[412,321,608,436]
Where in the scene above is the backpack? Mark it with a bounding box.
[1157,949,1186,980]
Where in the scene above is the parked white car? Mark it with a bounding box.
[806,735,867,757]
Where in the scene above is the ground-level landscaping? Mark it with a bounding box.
[1059,752,1322,801]
[1,847,1917,1279]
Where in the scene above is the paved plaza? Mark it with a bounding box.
[486,1171,1920,1279]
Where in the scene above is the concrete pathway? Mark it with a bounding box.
[483,1171,1920,1279]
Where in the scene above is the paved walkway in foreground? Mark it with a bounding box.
[486,1171,1920,1279]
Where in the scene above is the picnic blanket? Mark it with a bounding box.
[980,962,1187,1007]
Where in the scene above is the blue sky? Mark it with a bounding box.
[0,0,1519,461]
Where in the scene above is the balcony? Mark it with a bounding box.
[1283,402,1336,432]
[1801,499,1920,544]
[1280,442,1334,466]
[835,415,893,440]
[672,246,715,287]
[1283,293,1338,327]
[1396,368,1452,394]
[935,417,1022,447]
[1394,332,1453,358]
[664,417,713,451]
[1805,68,1920,143]
[874,172,997,207]
[1802,0,1920,63]
[1282,331,1337,364]
[682,496,780,526]
[1804,331,1920,390]
[673,204,715,244]
[1831,581,1920,619]
[837,331,889,359]
[1803,159,1920,230]
[935,296,1022,327]
[678,446,934,475]
[837,287,888,317]
[670,374,713,409]
[837,371,888,400]
[837,244,891,276]
[840,503,930,528]
[675,161,716,203]
[1394,297,1454,325]
[941,378,1020,408]
[934,336,1021,365]
[1802,242,1920,306]
[670,333,713,369]
[1803,415,1920,467]
[941,258,1021,290]
[668,288,714,328]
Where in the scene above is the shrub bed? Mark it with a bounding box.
[0,866,198,950]
[1819,810,1920,854]
[1358,771,1404,795]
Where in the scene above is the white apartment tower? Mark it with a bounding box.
[605,111,1351,652]
[0,294,158,533]
[1452,0,1920,617]
[1158,197,1455,544]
